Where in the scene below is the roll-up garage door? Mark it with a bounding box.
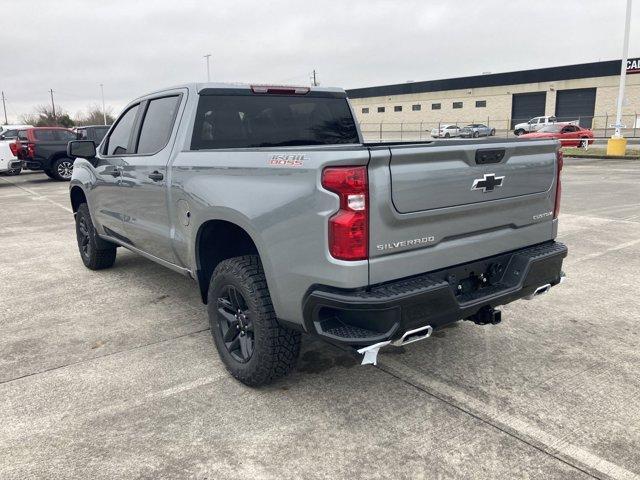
[555,88,596,128]
[511,92,546,128]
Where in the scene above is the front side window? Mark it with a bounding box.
[18,130,28,141]
[76,129,87,139]
[453,102,463,109]
[191,94,359,150]
[105,104,140,155]
[137,96,180,154]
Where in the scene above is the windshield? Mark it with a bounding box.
[537,125,563,133]
[191,93,359,149]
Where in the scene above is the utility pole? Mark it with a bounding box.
[49,89,56,120]
[204,54,212,82]
[608,0,633,155]
[1,91,7,125]
[100,84,107,125]
[311,69,318,86]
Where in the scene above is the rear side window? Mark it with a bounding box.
[105,104,140,155]
[34,129,58,141]
[18,130,28,140]
[137,96,180,154]
[191,94,359,149]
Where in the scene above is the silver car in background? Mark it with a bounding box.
[460,124,496,138]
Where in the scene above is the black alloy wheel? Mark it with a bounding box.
[216,285,254,363]
[77,214,91,260]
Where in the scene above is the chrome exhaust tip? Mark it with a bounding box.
[392,325,433,347]
[525,283,552,300]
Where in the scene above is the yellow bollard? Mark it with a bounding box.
[607,136,627,156]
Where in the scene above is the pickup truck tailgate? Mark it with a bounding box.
[368,139,560,284]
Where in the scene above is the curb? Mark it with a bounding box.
[564,154,640,160]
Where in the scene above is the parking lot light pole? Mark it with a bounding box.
[204,54,212,82]
[100,84,106,126]
[608,0,633,156]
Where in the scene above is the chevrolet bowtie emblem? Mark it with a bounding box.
[471,173,504,192]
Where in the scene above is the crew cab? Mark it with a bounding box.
[68,83,567,386]
[513,116,576,136]
[17,127,77,180]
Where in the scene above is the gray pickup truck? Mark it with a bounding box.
[67,83,567,386]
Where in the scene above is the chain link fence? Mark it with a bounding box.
[359,114,640,142]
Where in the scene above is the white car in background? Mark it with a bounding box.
[0,124,32,136]
[431,124,461,138]
[0,127,29,175]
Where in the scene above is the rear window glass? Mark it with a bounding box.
[191,94,359,150]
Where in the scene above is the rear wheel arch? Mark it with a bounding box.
[195,219,263,304]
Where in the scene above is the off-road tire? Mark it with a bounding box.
[75,203,117,270]
[51,157,74,181]
[207,255,301,386]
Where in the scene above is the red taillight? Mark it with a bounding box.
[9,140,20,156]
[553,149,563,219]
[322,166,368,261]
[250,85,310,95]
[27,142,35,158]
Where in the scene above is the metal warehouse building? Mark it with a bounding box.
[346,59,640,141]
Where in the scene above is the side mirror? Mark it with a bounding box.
[68,140,96,159]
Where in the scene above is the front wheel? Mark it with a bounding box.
[490,129,496,136]
[579,137,589,148]
[208,255,301,386]
[75,203,117,270]
[514,129,525,136]
[473,131,479,138]
[6,167,21,176]
[444,133,450,138]
[51,157,74,181]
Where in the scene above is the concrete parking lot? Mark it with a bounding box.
[1,160,639,480]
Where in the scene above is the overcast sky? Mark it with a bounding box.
[1,0,638,123]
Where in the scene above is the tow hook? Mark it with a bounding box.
[467,306,502,325]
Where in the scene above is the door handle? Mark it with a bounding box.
[148,171,164,182]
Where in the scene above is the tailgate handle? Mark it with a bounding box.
[475,149,505,165]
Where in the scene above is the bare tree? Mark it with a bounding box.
[75,104,115,126]
[20,105,74,128]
